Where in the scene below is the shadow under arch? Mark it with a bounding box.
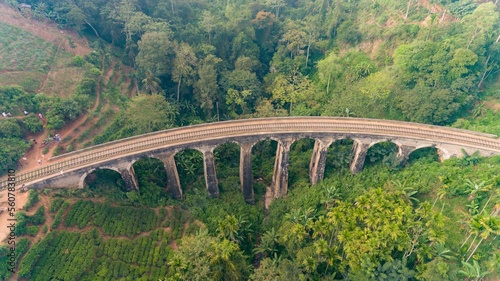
[289,138,315,189]
[408,146,441,164]
[324,137,354,178]
[213,141,241,194]
[132,157,169,205]
[365,140,399,168]
[132,157,168,187]
[80,167,128,193]
[251,139,279,198]
[174,148,205,194]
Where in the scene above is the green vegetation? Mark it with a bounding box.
[0,238,30,281]
[5,149,500,280]
[0,22,56,91]
[2,0,500,280]
[0,22,56,73]
[51,201,70,230]
[64,200,159,236]
[23,190,39,212]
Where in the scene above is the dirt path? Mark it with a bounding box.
[0,188,29,244]
[53,61,116,150]
[0,3,91,56]
[18,53,107,170]
[0,2,99,172]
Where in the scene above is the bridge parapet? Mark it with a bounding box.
[2,117,500,192]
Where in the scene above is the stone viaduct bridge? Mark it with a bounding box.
[2,117,500,203]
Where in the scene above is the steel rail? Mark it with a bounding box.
[1,117,499,189]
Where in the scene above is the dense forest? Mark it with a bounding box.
[2,141,500,280]
[1,0,500,280]
[1,0,500,172]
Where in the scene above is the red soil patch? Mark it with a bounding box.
[483,100,500,113]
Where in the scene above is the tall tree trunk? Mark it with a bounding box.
[84,19,100,38]
[461,232,474,248]
[479,193,494,215]
[466,234,478,253]
[478,55,491,89]
[306,40,311,68]
[467,26,480,50]
[440,9,446,23]
[177,75,182,101]
[466,238,484,262]
[404,0,413,20]
[326,75,331,96]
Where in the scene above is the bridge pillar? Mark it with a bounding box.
[157,152,183,199]
[437,147,451,162]
[350,139,370,174]
[309,138,334,185]
[271,138,294,198]
[201,146,219,198]
[397,145,417,166]
[240,141,255,204]
[118,165,139,191]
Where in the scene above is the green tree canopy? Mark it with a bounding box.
[122,94,177,135]
[168,229,249,281]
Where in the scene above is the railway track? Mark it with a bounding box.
[1,117,499,189]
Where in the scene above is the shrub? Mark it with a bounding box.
[52,146,62,157]
[26,226,39,237]
[72,55,85,67]
[29,206,46,225]
[23,190,39,211]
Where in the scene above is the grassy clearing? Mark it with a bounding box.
[0,22,84,96]
[0,71,43,92]
[0,22,56,73]
[38,51,84,98]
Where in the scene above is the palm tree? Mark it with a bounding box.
[321,185,341,207]
[467,200,480,216]
[208,238,247,281]
[463,214,485,254]
[466,215,500,262]
[461,149,482,166]
[392,179,420,204]
[254,228,279,257]
[465,179,491,201]
[141,70,161,94]
[432,243,455,261]
[458,260,491,281]
[284,207,315,226]
[217,215,241,243]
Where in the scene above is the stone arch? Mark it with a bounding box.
[365,140,399,167]
[174,148,205,192]
[251,139,279,200]
[325,137,355,177]
[175,146,220,198]
[367,138,406,150]
[214,139,243,150]
[408,145,449,162]
[251,137,298,200]
[289,137,316,188]
[79,166,122,189]
[132,156,169,197]
[213,141,241,193]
